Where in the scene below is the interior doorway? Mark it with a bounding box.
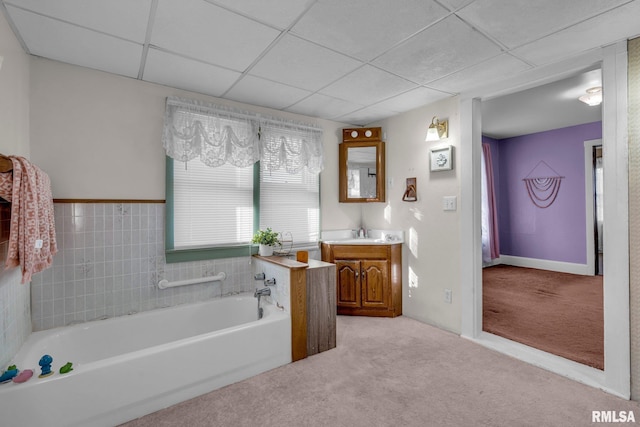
[479,69,605,370]
[460,41,630,398]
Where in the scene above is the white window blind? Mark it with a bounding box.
[260,165,319,247]
[173,161,254,249]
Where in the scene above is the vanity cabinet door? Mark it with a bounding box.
[336,260,361,308]
[361,260,389,308]
[321,242,402,318]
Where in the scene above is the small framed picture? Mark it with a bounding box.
[430,145,453,172]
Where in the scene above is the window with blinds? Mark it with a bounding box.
[260,165,320,247]
[172,161,254,249]
[164,98,322,261]
[167,158,320,260]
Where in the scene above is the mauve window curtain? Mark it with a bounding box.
[482,143,500,262]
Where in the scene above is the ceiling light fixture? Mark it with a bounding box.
[425,116,448,142]
[578,86,602,106]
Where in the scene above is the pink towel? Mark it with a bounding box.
[3,156,57,283]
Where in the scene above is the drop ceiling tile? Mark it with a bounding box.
[143,49,241,97]
[373,15,502,85]
[373,87,452,113]
[6,6,142,78]
[512,1,640,66]
[334,105,398,127]
[291,0,449,61]
[429,54,532,94]
[225,75,311,110]
[438,0,475,11]
[286,93,364,120]
[457,0,630,49]
[249,34,363,92]
[151,0,280,71]
[5,0,152,42]
[320,65,418,106]
[208,0,315,29]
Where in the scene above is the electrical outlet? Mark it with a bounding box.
[444,289,452,304]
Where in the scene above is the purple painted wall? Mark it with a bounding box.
[489,121,601,264]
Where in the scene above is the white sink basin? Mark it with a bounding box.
[320,229,404,245]
[324,238,387,245]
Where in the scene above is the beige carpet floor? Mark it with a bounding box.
[120,315,638,427]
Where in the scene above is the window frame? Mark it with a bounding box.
[165,156,260,263]
[165,156,320,263]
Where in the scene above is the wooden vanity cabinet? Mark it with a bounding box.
[321,243,402,317]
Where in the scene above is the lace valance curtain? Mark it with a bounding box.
[259,121,324,174]
[162,97,324,173]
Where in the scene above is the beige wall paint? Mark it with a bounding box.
[28,56,353,217]
[27,54,463,333]
[367,96,461,333]
[0,10,32,368]
[0,11,30,158]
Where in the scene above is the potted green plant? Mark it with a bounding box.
[252,227,281,256]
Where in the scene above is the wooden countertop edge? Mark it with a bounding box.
[253,255,308,270]
[253,255,334,270]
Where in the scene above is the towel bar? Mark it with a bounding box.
[157,272,226,289]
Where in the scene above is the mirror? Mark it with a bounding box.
[339,140,385,202]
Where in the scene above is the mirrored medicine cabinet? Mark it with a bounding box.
[339,127,385,203]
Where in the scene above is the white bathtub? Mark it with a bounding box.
[0,294,292,427]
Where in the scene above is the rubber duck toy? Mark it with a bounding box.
[59,362,73,374]
[0,365,19,384]
[39,355,54,378]
[13,369,33,383]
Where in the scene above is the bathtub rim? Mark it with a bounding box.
[3,294,287,389]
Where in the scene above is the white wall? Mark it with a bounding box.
[0,11,29,157]
[28,56,352,209]
[0,10,32,368]
[26,55,463,335]
[366,97,461,333]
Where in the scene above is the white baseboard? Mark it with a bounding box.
[495,255,592,276]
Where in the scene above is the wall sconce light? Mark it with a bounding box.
[578,86,602,106]
[425,116,448,141]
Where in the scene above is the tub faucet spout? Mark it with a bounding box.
[254,287,271,297]
[254,287,271,320]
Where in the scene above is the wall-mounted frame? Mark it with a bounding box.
[430,145,453,172]
[339,140,386,202]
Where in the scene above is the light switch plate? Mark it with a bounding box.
[443,196,457,211]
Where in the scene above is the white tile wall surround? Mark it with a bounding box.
[0,269,31,369]
[30,202,255,331]
[252,258,292,313]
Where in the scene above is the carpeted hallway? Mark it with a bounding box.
[121,315,637,427]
